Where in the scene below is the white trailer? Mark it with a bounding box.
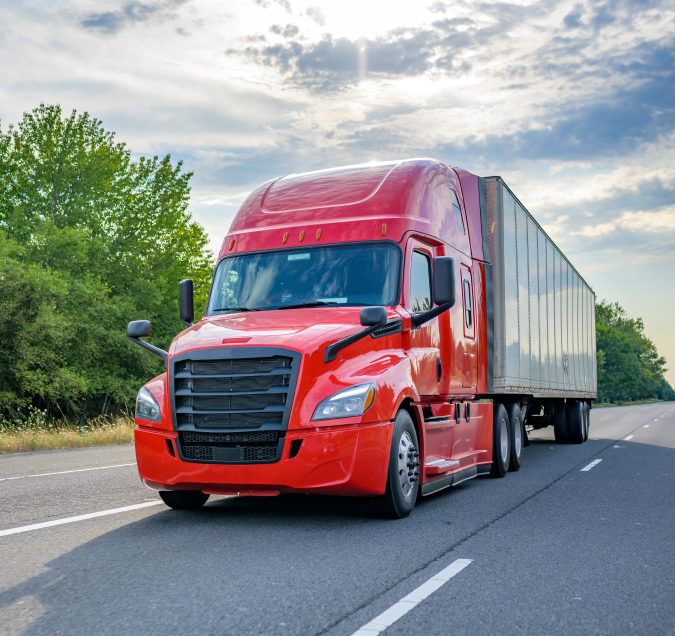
[485,177,597,401]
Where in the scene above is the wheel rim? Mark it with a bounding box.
[397,431,419,499]
[514,418,522,457]
[500,417,509,463]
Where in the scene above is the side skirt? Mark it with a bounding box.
[421,464,491,497]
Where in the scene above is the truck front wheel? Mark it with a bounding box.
[159,490,210,510]
[373,409,420,519]
[490,404,510,477]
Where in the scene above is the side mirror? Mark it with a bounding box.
[411,257,456,329]
[325,306,389,363]
[359,306,387,327]
[126,320,168,363]
[127,320,151,339]
[433,257,455,307]
[179,279,194,327]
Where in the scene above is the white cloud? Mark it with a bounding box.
[2,0,675,379]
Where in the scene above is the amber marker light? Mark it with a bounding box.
[316,229,322,240]
[382,223,387,235]
[363,384,376,411]
[299,230,305,242]
[228,239,235,251]
[282,232,289,244]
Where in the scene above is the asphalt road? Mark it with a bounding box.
[1,403,674,636]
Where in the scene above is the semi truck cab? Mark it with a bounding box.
[130,158,596,518]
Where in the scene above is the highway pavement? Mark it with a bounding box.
[0,403,674,636]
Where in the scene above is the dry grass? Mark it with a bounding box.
[0,409,135,454]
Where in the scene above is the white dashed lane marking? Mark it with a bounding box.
[349,559,473,636]
[0,501,163,537]
[581,459,603,472]
[0,463,136,482]
[624,435,634,441]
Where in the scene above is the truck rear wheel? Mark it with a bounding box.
[159,490,210,510]
[568,401,585,444]
[490,404,510,477]
[508,403,523,472]
[583,402,590,441]
[373,409,420,519]
[554,402,569,444]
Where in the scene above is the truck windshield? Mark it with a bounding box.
[207,243,401,314]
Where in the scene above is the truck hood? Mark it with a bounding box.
[170,308,362,357]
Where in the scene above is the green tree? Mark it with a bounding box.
[0,104,213,418]
[596,300,670,402]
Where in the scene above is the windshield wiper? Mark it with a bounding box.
[278,301,340,310]
[211,307,261,313]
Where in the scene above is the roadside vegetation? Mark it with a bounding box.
[0,408,134,453]
[596,301,672,403]
[0,103,672,452]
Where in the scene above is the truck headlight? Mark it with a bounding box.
[136,387,161,422]
[311,382,376,421]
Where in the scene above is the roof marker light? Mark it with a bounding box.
[228,239,235,251]
[283,232,289,244]
[382,223,387,235]
[316,229,322,240]
[299,230,305,242]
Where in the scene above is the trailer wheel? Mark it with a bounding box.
[373,409,420,519]
[508,403,523,472]
[159,490,210,510]
[554,402,569,444]
[583,402,590,442]
[568,401,585,444]
[490,404,510,477]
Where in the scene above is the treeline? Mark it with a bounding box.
[0,104,671,419]
[596,301,672,402]
[0,104,213,419]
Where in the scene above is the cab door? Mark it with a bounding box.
[404,238,443,397]
[403,237,456,468]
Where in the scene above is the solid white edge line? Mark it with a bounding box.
[624,435,634,441]
[0,501,163,537]
[580,459,602,472]
[349,559,472,636]
[0,463,136,482]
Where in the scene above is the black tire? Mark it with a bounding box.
[373,409,420,519]
[568,401,584,444]
[583,402,590,442]
[490,403,510,477]
[159,490,210,510]
[554,402,569,444]
[508,403,524,472]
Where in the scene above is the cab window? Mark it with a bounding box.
[410,251,432,313]
[464,279,473,327]
[450,190,465,234]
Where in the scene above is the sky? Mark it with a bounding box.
[1,0,674,384]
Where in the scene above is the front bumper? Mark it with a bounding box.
[134,421,393,497]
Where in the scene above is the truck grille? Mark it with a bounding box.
[171,351,298,461]
[178,431,282,464]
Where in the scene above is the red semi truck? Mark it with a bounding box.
[129,159,597,518]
